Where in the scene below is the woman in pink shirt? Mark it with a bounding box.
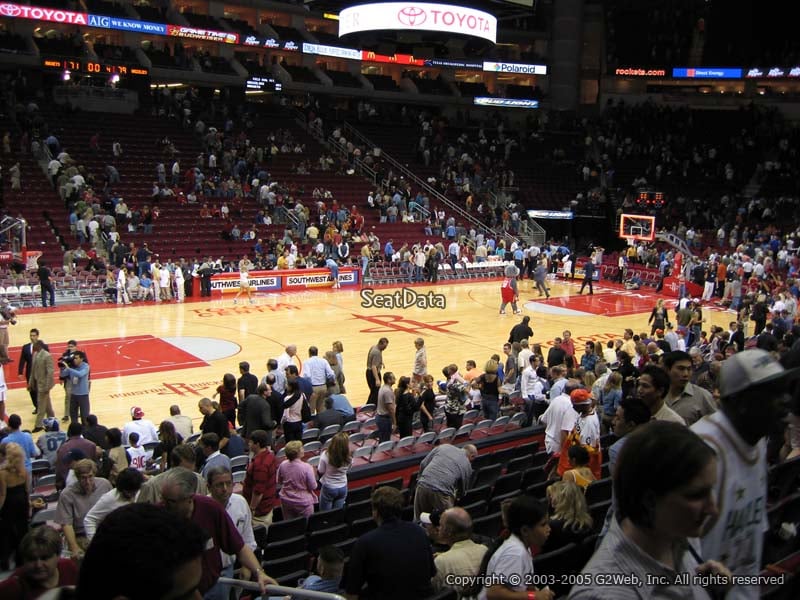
[277,440,317,519]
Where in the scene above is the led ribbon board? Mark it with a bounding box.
[339,3,497,44]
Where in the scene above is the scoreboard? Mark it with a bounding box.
[42,57,149,77]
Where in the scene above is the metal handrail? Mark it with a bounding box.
[217,578,346,600]
[342,122,510,241]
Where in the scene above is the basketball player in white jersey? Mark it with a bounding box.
[233,254,255,304]
[692,349,799,600]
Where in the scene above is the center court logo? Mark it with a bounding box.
[397,6,427,26]
[360,287,446,309]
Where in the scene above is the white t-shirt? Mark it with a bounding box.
[122,419,158,446]
[478,534,533,600]
[539,394,574,454]
[692,412,767,600]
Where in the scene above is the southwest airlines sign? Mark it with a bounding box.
[339,3,497,43]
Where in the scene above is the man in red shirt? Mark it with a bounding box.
[243,429,278,528]
[561,330,576,359]
[160,467,273,598]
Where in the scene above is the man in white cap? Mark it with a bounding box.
[122,406,158,446]
[692,349,799,600]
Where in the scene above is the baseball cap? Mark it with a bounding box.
[570,389,593,406]
[720,349,800,398]
[420,509,443,526]
[655,329,664,336]
[131,407,145,419]
[63,448,86,464]
[43,417,59,432]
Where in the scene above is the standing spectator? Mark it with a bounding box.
[693,350,797,600]
[663,351,716,426]
[318,432,352,511]
[281,380,307,443]
[159,467,273,597]
[0,442,30,570]
[302,346,335,415]
[346,487,436,599]
[238,383,275,442]
[59,351,90,425]
[237,361,259,405]
[276,440,317,519]
[414,444,477,521]
[198,397,230,451]
[154,420,182,472]
[37,260,55,308]
[412,337,427,384]
[2,414,39,474]
[243,430,278,528]
[570,422,731,599]
[17,328,46,414]
[207,466,257,596]
[366,337,388,405]
[54,459,112,559]
[376,372,396,442]
[29,340,55,432]
[478,496,554,600]
[55,423,101,490]
[213,373,238,425]
[508,316,534,344]
[578,260,595,295]
[121,406,158,446]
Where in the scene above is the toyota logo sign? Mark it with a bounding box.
[397,6,427,26]
[0,3,21,16]
[339,2,496,43]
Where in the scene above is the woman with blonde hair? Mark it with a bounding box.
[474,360,501,421]
[582,370,597,391]
[0,442,30,570]
[543,480,594,552]
[325,350,345,395]
[277,440,317,519]
[318,432,352,511]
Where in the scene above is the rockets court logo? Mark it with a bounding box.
[360,287,446,309]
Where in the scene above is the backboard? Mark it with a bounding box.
[619,214,656,242]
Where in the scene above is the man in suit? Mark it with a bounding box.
[18,328,47,414]
[29,340,55,432]
[238,383,275,444]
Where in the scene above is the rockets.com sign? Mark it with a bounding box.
[0,2,88,25]
[339,3,497,43]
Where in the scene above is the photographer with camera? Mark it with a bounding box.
[59,348,91,425]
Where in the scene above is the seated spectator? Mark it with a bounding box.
[295,545,344,595]
[478,495,554,600]
[0,526,79,598]
[36,417,66,467]
[542,481,593,552]
[570,421,732,599]
[83,467,145,540]
[561,445,597,491]
[431,507,488,597]
[54,458,112,559]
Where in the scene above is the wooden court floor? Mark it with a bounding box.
[2,278,735,433]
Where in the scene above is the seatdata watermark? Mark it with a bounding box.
[360,287,447,309]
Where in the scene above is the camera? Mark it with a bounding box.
[0,302,17,325]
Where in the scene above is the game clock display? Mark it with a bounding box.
[41,58,149,77]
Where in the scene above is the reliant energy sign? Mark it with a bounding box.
[339,3,497,43]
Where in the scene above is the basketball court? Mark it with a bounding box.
[2,276,735,432]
